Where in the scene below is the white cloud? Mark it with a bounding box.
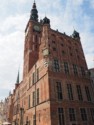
[0,14,27,98]
[90,0,94,8]
[0,14,29,34]
[72,0,84,6]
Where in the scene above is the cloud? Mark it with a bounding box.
[0,31,24,84]
[72,0,84,6]
[0,13,29,33]
[90,0,94,8]
[0,14,27,99]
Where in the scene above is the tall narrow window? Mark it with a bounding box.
[56,82,63,100]
[33,35,35,43]
[39,113,40,122]
[73,64,78,75]
[28,95,30,109]
[80,108,87,121]
[28,121,30,125]
[37,88,39,105]
[58,108,65,125]
[32,91,35,107]
[35,35,38,42]
[36,68,39,81]
[67,84,73,100]
[64,62,69,74]
[32,69,39,84]
[90,108,94,122]
[32,72,36,84]
[69,108,76,121]
[33,115,36,125]
[85,86,91,101]
[53,59,60,72]
[81,67,85,76]
[76,85,83,101]
[29,77,31,88]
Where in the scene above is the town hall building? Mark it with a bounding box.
[7,1,94,125]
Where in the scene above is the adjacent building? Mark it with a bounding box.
[0,100,8,124]
[6,1,94,125]
[0,101,4,124]
[89,68,94,83]
[89,68,94,98]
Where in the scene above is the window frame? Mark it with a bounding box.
[58,108,65,125]
[53,59,60,72]
[56,82,63,101]
[64,62,69,74]
[73,64,78,75]
[76,85,83,101]
[80,108,87,121]
[69,108,76,121]
[85,86,91,101]
[67,84,73,100]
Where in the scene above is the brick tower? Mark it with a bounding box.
[15,1,94,125]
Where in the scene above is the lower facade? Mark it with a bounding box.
[12,101,94,125]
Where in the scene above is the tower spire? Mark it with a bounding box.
[34,0,36,3]
[30,1,38,22]
[16,70,19,84]
[33,0,36,9]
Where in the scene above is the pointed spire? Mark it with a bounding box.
[16,71,19,84]
[33,0,36,9]
[30,1,38,22]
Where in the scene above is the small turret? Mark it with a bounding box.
[72,30,80,39]
[42,16,50,25]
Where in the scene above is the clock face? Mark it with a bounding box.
[34,25,40,32]
[43,49,49,56]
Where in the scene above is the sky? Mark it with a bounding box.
[0,0,94,100]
